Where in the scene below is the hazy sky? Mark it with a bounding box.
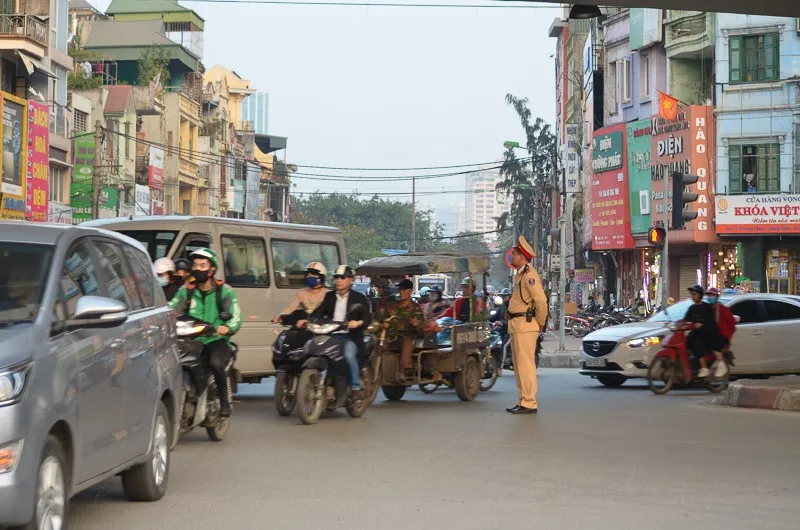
[93,0,559,228]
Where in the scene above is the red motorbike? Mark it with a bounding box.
[646,321,735,395]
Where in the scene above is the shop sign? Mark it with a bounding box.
[715,194,800,234]
[26,101,48,222]
[0,93,28,220]
[626,119,652,234]
[47,201,72,224]
[71,135,95,224]
[591,131,623,172]
[591,124,634,250]
[135,184,150,215]
[573,268,595,283]
[151,199,165,216]
[149,147,164,190]
[582,144,593,248]
[650,106,715,243]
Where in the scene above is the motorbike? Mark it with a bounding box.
[271,311,313,417]
[646,321,735,395]
[176,315,238,442]
[295,311,377,425]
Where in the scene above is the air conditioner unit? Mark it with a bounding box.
[639,190,650,215]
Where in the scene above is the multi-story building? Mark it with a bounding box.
[713,14,800,295]
[464,168,509,244]
[241,91,269,135]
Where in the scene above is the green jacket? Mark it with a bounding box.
[169,280,242,345]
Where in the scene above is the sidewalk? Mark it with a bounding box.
[537,332,581,369]
[720,376,800,412]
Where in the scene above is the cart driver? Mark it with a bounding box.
[375,279,426,383]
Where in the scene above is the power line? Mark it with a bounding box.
[298,160,510,171]
[160,0,554,8]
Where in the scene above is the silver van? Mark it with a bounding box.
[83,216,346,384]
[0,223,181,529]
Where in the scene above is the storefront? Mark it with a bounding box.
[650,106,719,299]
[715,193,800,294]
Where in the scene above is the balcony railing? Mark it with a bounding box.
[0,14,48,48]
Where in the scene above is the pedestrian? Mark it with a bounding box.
[505,236,548,414]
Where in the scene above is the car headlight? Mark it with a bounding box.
[627,336,662,348]
[0,440,24,474]
[0,363,31,406]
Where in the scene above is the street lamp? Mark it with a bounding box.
[503,140,522,150]
[568,4,603,20]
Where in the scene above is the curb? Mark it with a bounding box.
[538,351,581,369]
[721,380,800,412]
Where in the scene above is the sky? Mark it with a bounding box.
[92,0,560,232]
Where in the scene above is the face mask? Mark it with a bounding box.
[707,297,718,304]
[429,293,439,302]
[304,277,321,288]
[158,276,170,287]
[193,269,211,283]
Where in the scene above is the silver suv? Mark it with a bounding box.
[0,223,181,529]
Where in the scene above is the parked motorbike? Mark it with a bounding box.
[295,310,376,425]
[646,321,734,395]
[176,315,238,442]
[272,311,313,416]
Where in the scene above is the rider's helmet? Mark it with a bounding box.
[419,287,431,297]
[500,288,511,296]
[333,265,355,278]
[687,284,705,297]
[174,258,192,273]
[429,285,443,293]
[153,257,175,275]
[706,287,720,296]
[190,247,220,268]
[305,261,327,279]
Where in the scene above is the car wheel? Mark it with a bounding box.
[12,435,69,530]
[122,402,170,502]
[597,375,626,388]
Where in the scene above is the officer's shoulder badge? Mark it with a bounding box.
[528,278,536,286]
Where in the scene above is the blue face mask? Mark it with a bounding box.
[707,297,718,304]
[158,276,170,287]
[304,277,321,288]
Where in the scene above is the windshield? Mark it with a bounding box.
[0,242,53,326]
[119,230,178,261]
[647,299,694,322]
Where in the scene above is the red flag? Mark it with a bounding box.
[658,91,679,121]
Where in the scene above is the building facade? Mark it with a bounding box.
[241,91,268,135]
[464,168,509,243]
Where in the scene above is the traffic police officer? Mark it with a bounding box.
[506,235,548,414]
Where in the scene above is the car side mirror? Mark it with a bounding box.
[734,315,741,324]
[65,296,128,330]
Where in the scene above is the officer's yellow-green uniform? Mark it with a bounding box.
[507,236,549,409]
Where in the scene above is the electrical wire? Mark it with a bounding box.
[150,0,554,8]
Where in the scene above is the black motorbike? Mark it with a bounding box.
[271,311,313,417]
[175,315,238,442]
[295,314,376,425]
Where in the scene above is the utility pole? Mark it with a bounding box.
[91,120,103,219]
[410,175,416,252]
[557,162,568,353]
[662,173,670,306]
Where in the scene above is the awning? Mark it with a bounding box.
[16,51,57,79]
[254,134,287,154]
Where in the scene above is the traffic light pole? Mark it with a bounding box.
[662,176,669,308]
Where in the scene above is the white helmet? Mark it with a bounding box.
[154,257,175,275]
[306,262,327,277]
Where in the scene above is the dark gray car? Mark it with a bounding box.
[0,223,181,529]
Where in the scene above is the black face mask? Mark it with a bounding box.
[193,269,212,283]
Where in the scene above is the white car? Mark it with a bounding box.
[579,293,800,387]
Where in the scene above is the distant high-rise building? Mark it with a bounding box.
[242,92,269,134]
[464,168,510,243]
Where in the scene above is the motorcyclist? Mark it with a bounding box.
[423,285,451,320]
[154,257,181,302]
[489,288,511,334]
[586,296,599,313]
[442,278,484,322]
[174,258,192,286]
[706,287,735,378]
[682,284,718,379]
[170,248,242,417]
[418,286,431,306]
[273,262,329,322]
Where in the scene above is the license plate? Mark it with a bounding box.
[584,357,607,368]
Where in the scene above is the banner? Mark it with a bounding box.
[135,184,150,215]
[574,268,595,283]
[26,101,49,222]
[47,201,72,225]
[71,135,95,223]
[626,119,652,234]
[591,125,634,250]
[0,92,27,220]
[715,195,800,234]
[149,146,164,190]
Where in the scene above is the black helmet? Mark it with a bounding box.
[174,258,192,272]
[429,285,443,293]
[688,284,704,296]
[397,279,414,291]
[500,288,511,296]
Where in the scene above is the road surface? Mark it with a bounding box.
[68,370,800,530]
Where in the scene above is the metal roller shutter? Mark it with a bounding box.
[678,256,700,298]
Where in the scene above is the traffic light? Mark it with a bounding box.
[671,171,699,229]
[648,226,666,247]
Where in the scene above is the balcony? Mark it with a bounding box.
[177,92,201,122]
[665,11,713,59]
[0,14,48,55]
[179,156,199,178]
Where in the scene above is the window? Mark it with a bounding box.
[640,55,650,98]
[125,122,131,158]
[49,166,65,203]
[0,242,52,324]
[73,110,88,134]
[764,300,800,321]
[123,246,157,308]
[729,300,764,324]
[60,242,101,320]
[221,236,269,287]
[729,34,779,84]
[728,144,780,193]
[94,240,142,310]
[617,58,631,104]
[271,240,341,289]
[167,131,174,158]
[118,231,178,261]
[175,233,211,262]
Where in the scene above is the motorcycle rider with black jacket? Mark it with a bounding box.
[683,284,718,378]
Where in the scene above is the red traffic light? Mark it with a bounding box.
[648,226,666,247]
